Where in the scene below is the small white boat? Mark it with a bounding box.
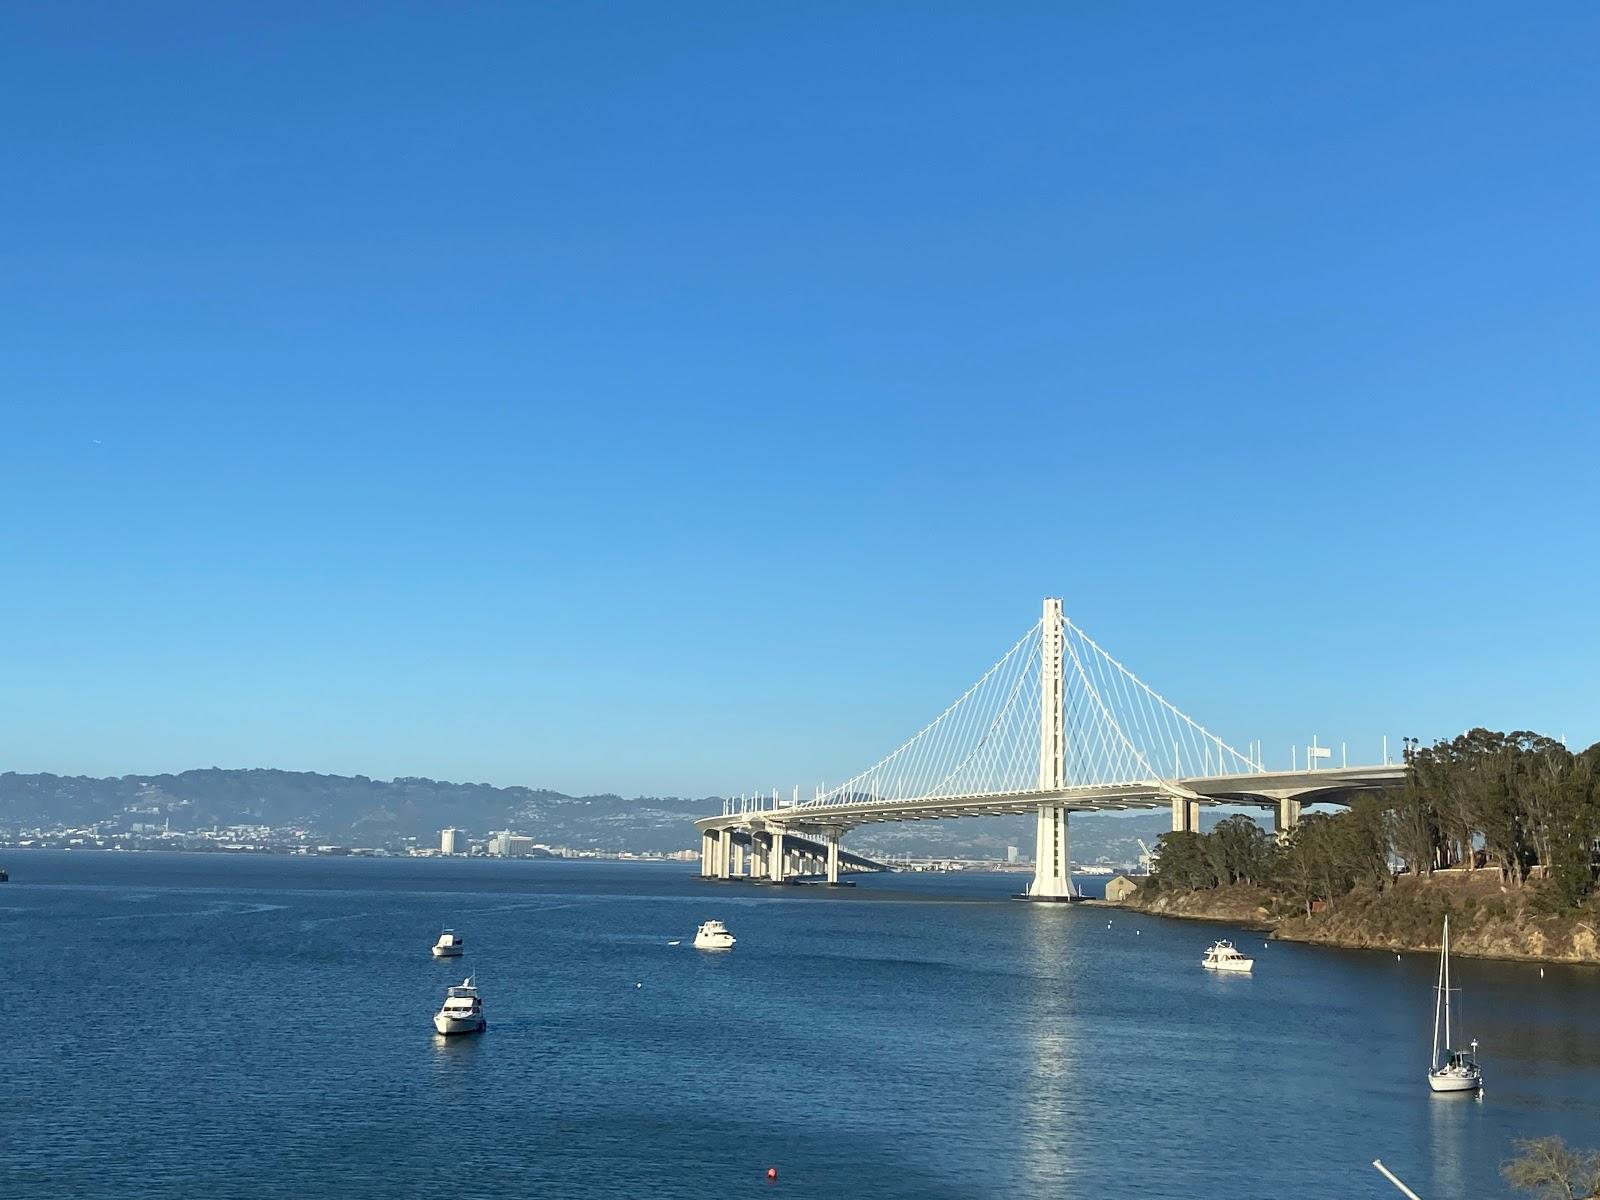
[433,978,486,1035]
[1428,916,1482,1093]
[1201,940,1254,973]
[431,929,464,958]
[693,919,736,951]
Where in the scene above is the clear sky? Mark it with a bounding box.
[3,4,1598,796]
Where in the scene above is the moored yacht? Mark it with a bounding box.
[1201,940,1254,973]
[693,919,736,950]
[431,929,464,958]
[1428,916,1483,1093]
[433,978,486,1035]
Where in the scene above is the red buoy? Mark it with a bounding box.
[766,1168,778,1181]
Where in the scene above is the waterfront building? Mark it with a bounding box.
[487,831,538,857]
[1105,874,1143,904]
[440,828,463,855]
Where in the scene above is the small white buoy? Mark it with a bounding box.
[636,982,643,988]
[1135,930,1141,936]
[1540,967,1545,979]
[667,940,681,946]
[1396,954,1401,961]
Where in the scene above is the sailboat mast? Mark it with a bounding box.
[1443,916,1452,1052]
[1431,921,1445,1071]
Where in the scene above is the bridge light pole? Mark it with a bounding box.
[1025,597,1074,901]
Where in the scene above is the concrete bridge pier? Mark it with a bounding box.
[1171,797,1201,833]
[826,830,841,885]
[1274,797,1302,839]
[768,829,787,883]
[749,832,768,881]
[700,831,715,878]
[1025,804,1073,900]
[732,841,745,879]
[716,829,733,879]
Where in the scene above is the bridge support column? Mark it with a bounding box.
[732,841,745,878]
[700,831,715,877]
[1023,600,1074,901]
[750,832,767,881]
[769,830,786,883]
[826,830,840,885]
[1274,798,1302,840]
[716,829,732,879]
[1025,804,1073,900]
[1171,798,1201,834]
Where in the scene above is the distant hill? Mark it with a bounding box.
[0,768,1252,861]
[0,769,720,853]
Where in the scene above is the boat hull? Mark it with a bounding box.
[432,947,464,958]
[433,1015,486,1036]
[1202,960,1253,972]
[1427,1069,1481,1093]
[694,938,735,951]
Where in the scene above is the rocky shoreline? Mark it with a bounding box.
[1116,878,1600,965]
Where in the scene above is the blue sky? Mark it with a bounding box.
[3,3,1598,796]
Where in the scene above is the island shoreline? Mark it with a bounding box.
[1110,879,1600,965]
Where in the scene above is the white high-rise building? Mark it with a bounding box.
[440,828,463,855]
[488,831,537,858]
[1006,845,1020,864]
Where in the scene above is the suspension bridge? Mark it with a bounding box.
[695,598,1406,898]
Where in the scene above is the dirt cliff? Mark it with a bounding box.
[1120,874,1600,963]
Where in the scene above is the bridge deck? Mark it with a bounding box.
[695,764,1406,834]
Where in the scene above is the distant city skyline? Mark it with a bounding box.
[4,5,1598,795]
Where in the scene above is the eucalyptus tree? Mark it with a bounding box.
[1510,737,1575,882]
[1387,779,1442,876]
[1209,813,1273,886]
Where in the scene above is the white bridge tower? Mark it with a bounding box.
[1025,597,1074,900]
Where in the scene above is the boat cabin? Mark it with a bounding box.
[441,981,481,1013]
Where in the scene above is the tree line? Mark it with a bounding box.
[1148,729,1600,915]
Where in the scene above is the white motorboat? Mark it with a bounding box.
[433,978,486,1035]
[693,919,736,950]
[1201,940,1254,973]
[1427,916,1482,1093]
[431,929,465,958]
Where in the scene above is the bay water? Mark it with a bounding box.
[1,851,1595,1198]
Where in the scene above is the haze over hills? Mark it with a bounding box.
[0,768,1195,864]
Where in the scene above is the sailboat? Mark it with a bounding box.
[1427,915,1482,1093]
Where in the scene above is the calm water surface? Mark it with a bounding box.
[1,851,1595,1198]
